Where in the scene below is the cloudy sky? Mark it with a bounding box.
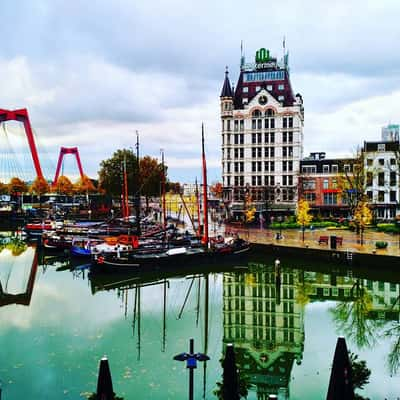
[1,0,400,183]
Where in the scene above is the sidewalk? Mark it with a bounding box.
[226,226,400,258]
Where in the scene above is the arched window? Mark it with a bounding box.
[265,109,275,117]
[252,110,262,118]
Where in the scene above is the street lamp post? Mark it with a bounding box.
[277,215,283,240]
[173,338,210,400]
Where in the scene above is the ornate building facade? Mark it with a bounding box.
[221,48,304,220]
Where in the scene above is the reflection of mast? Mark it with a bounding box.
[132,285,141,360]
[162,279,167,352]
[195,178,201,237]
[196,276,201,327]
[203,274,209,399]
[0,247,38,307]
[177,278,195,319]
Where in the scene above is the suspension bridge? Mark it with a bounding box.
[0,108,87,184]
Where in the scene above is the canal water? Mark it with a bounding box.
[1,236,400,399]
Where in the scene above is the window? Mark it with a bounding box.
[390,191,396,202]
[234,120,239,131]
[377,143,386,151]
[242,98,248,104]
[378,172,385,186]
[332,165,338,173]
[278,84,285,90]
[257,161,262,172]
[227,120,231,131]
[304,192,316,203]
[378,191,385,202]
[302,180,316,190]
[240,120,244,131]
[378,158,385,166]
[256,85,261,91]
[390,172,396,186]
[270,161,275,171]
[367,159,373,166]
[367,191,373,200]
[323,165,330,173]
[332,179,337,188]
[234,134,239,145]
[323,179,329,189]
[288,117,293,128]
[252,133,256,144]
[278,95,284,101]
[270,132,275,143]
[324,193,337,204]
[270,147,275,157]
[242,87,248,93]
[252,162,256,172]
[257,147,262,157]
[302,165,317,174]
[344,164,351,172]
[390,158,396,165]
[283,118,288,128]
[267,85,273,91]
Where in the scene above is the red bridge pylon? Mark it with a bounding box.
[53,146,85,185]
[0,108,44,179]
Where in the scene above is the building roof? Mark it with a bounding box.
[233,65,295,108]
[220,68,234,98]
[363,140,400,152]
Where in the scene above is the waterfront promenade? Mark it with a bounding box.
[225,225,400,258]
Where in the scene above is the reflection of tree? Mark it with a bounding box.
[330,280,381,348]
[383,293,400,375]
[296,271,312,308]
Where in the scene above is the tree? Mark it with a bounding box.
[30,176,50,197]
[30,176,50,209]
[210,182,223,198]
[297,198,313,242]
[74,174,97,194]
[8,177,28,196]
[139,156,163,211]
[353,199,372,245]
[0,181,8,194]
[337,150,365,217]
[98,149,139,196]
[53,175,74,195]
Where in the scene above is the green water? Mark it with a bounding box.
[1,242,400,399]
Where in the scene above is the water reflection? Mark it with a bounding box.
[1,241,400,398]
[0,240,38,307]
[222,262,304,399]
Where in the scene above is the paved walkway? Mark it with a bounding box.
[224,225,400,257]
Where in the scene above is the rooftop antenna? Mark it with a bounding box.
[240,40,245,70]
[282,35,286,66]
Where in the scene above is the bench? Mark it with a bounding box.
[318,236,343,246]
[318,236,329,245]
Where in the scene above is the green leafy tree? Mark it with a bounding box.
[139,156,163,211]
[296,198,313,242]
[98,149,139,196]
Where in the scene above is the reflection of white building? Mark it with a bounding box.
[223,264,304,399]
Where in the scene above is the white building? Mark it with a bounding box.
[363,139,400,220]
[382,124,400,142]
[220,48,304,219]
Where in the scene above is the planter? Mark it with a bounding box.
[375,241,388,249]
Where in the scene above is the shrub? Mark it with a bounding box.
[376,223,400,233]
[375,241,388,249]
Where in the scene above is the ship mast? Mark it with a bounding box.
[201,124,209,245]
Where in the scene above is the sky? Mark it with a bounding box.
[1,0,400,184]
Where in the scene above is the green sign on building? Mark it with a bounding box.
[255,48,270,63]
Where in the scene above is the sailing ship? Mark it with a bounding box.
[90,124,250,272]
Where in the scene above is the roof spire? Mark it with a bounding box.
[220,67,233,98]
